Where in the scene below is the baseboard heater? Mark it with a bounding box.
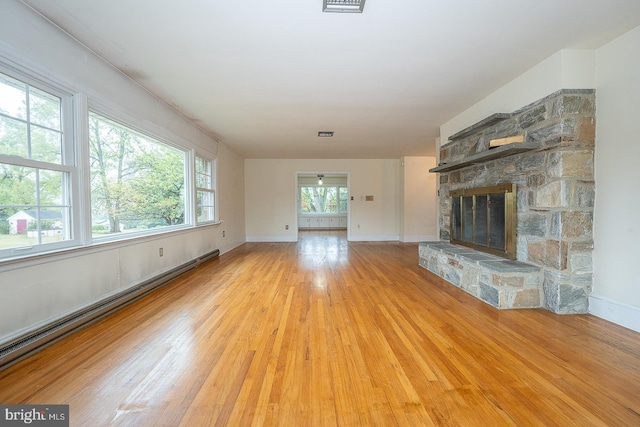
[0,248,219,371]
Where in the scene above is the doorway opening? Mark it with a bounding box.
[296,172,349,239]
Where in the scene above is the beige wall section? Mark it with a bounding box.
[245,157,438,242]
[0,3,246,344]
[217,143,246,254]
[245,159,406,241]
[401,157,438,242]
[440,50,596,143]
[591,26,640,330]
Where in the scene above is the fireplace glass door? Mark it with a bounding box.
[450,184,516,259]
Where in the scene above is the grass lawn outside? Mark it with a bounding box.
[0,234,63,250]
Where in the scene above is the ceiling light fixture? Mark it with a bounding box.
[318,174,324,185]
[323,0,366,13]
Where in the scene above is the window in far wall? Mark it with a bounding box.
[299,186,347,214]
[339,187,348,213]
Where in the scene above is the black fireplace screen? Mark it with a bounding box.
[450,184,516,259]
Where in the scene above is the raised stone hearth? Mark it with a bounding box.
[419,242,543,309]
[421,89,595,314]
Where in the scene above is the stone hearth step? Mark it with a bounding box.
[419,242,543,310]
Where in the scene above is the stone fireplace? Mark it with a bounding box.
[450,183,517,259]
[419,89,595,314]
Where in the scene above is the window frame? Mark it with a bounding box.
[0,65,79,260]
[86,108,192,243]
[298,184,348,215]
[0,57,220,265]
[194,154,217,225]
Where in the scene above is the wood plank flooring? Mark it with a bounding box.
[1,230,639,426]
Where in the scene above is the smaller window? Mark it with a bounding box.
[339,187,348,213]
[195,156,215,223]
[0,70,75,258]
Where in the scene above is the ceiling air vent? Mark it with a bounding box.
[323,0,366,13]
[318,131,334,137]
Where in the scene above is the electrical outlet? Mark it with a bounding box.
[222,230,226,237]
[159,247,163,257]
[285,224,289,230]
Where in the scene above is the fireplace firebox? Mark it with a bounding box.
[450,184,516,259]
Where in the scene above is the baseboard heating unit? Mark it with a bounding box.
[0,249,219,371]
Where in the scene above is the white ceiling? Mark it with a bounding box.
[22,0,640,159]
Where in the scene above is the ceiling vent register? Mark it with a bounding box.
[323,0,366,13]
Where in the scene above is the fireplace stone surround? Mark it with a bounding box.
[420,89,595,314]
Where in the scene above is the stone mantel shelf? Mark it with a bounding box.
[429,142,538,173]
[446,113,511,142]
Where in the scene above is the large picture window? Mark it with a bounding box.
[0,71,75,257]
[299,186,347,214]
[0,61,218,262]
[89,112,186,237]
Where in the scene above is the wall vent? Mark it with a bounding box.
[323,0,366,13]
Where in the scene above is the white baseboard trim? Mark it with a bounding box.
[589,294,640,333]
[0,254,207,369]
[401,234,439,243]
[245,236,297,243]
[348,234,400,242]
[218,240,246,255]
[247,235,400,243]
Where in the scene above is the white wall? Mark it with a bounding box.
[217,142,247,254]
[590,26,640,331]
[245,159,403,241]
[401,157,438,242]
[0,1,245,344]
[439,40,640,332]
[440,50,596,142]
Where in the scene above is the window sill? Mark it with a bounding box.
[299,214,347,217]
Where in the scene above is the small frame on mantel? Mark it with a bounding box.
[489,135,524,148]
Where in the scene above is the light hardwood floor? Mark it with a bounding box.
[1,231,639,426]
